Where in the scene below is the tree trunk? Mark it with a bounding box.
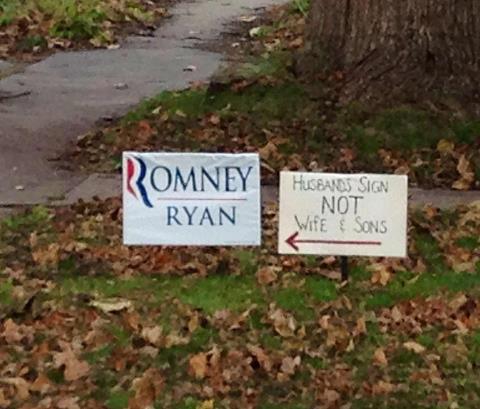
[302,0,480,107]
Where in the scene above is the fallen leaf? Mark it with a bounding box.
[370,263,391,286]
[0,377,30,400]
[141,326,163,347]
[280,356,301,375]
[437,139,455,154]
[372,380,395,395]
[452,155,474,190]
[256,266,278,285]
[189,352,208,380]
[57,396,80,409]
[403,341,426,354]
[198,400,215,409]
[53,347,90,382]
[373,348,388,366]
[129,368,164,409]
[90,298,132,313]
[269,308,297,338]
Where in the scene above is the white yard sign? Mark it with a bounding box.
[123,152,261,246]
[278,172,408,257]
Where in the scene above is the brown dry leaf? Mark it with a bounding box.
[141,326,163,347]
[369,263,392,286]
[53,347,90,382]
[188,352,208,380]
[403,341,426,354]
[129,368,164,409]
[0,388,10,408]
[248,345,272,372]
[391,306,403,323]
[256,266,279,285]
[208,114,221,125]
[30,373,51,395]
[31,243,60,267]
[355,316,367,336]
[280,356,301,376]
[137,120,155,143]
[322,389,340,404]
[0,377,30,400]
[57,396,80,409]
[269,308,297,338]
[372,380,395,395]
[1,319,23,344]
[373,348,388,366]
[90,298,132,313]
[452,155,475,190]
[259,141,279,161]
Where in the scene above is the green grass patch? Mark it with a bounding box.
[179,274,263,314]
[415,233,446,273]
[1,0,154,45]
[1,206,51,232]
[456,236,480,251]
[304,276,337,302]
[105,390,130,409]
[342,105,480,156]
[57,273,263,314]
[290,0,310,16]
[0,279,14,307]
[122,82,306,124]
[365,270,480,309]
[273,287,313,321]
[234,249,259,275]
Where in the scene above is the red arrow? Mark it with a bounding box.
[285,232,382,252]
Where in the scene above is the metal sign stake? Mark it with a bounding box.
[340,256,349,282]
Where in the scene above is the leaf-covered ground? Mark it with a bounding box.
[1,200,480,408]
[66,3,480,190]
[0,0,170,60]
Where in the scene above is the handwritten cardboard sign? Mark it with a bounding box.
[123,152,261,246]
[278,172,408,257]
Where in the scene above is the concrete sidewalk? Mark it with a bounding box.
[0,0,286,205]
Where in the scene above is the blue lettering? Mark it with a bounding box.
[151,166,172,192]
[219,206,236,225]
[167,206,182,225]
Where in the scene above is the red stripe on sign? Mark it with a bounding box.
[157,197,248,201]
[298,239,382,246]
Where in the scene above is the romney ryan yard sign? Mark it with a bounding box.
[123,152,261,246]
[278,172,408,257]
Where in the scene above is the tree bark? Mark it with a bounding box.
[302,0,480,106]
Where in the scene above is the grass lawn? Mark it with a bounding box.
[0,0,168,59]
[1,200,480,408]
